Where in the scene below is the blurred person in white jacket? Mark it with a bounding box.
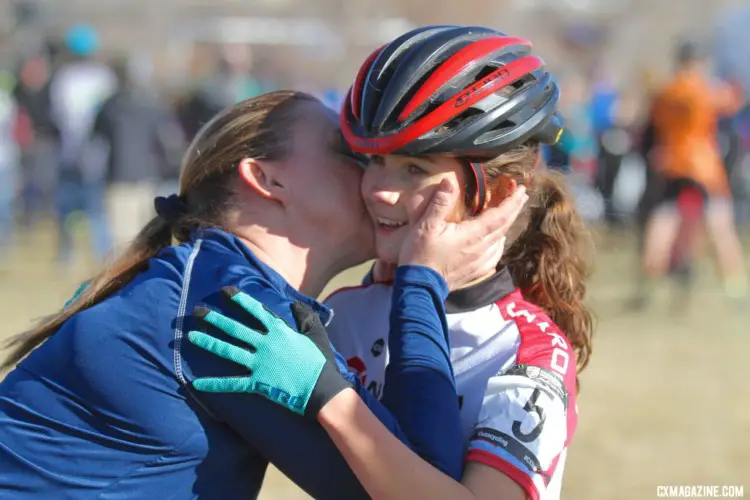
[48,24,116,264]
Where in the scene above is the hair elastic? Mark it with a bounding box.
[154,194,187,223]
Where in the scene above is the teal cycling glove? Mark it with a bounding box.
[187,287,352,418]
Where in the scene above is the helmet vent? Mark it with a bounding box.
[490,119,517,133]
[495,74,535,99]
[442,107,485,131]
[474,65,499,81]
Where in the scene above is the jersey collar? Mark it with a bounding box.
[445,267,516,314]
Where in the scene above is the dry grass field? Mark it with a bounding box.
[1,223,748,499]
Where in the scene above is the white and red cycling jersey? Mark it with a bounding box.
[324,268,578,500]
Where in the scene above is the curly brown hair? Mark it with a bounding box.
[479,143,594,377]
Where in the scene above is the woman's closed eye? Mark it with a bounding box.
[343,151,368,167]
[331,130,368,167]
[369,155,385,167]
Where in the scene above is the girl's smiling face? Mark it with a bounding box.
[361,154,469,264]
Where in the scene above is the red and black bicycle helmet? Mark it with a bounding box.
[341,25,563,213]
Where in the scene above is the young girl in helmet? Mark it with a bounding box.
[190,26,594,499]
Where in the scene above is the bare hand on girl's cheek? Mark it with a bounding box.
[399,179,528,290]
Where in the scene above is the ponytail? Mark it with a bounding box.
[1,90,330,372]
[1,215,173,371]
[503,170,594,374]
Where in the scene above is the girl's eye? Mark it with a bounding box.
[406,163,427,175]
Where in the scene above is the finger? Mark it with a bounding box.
[475,186,528,237]
[187,330,256,369]
[487,191,528,239]
[291,302,337,362]
[416,178,459,227]
[490,236,507,261]
[460,192,522,256]
[457,189,524,245]
[221,286,285,330]
[290,301,319,334]
[194,305,269,347]
[192,376,254,393]
[462,238,506,284]
[486,185,527,222]
[483,238,508,271]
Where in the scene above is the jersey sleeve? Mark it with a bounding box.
[465,298,578,500]
[382,265,463,480]
[326,267,464,480]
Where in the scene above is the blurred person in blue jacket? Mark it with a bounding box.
[714,3,750,224]
[557,73,598,181]
[591,74,635,226]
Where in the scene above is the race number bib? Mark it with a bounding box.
[468,364,569,479]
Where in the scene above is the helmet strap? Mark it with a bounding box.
[468,161,488,216]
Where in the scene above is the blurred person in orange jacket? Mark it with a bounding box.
[640,39,748,305]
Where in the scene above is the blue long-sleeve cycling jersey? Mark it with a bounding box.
[0,228,460,499]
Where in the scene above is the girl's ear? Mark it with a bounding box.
[487,175,518,206]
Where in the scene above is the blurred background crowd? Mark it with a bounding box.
[0,0,749,276]
[0,0,749,498]
[0,0,749,264]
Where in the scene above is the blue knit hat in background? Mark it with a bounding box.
[64,24,100,56]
